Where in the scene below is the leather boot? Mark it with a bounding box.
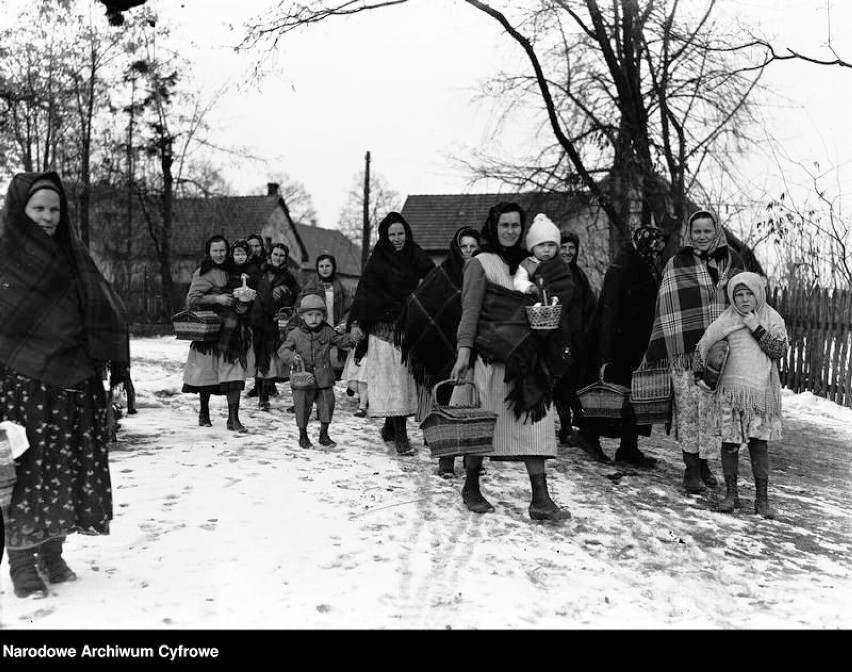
[36,537,77,584]
[8,548,48,598]
[437,456,456,478]
[749,440,775,519]
[614,428,656,468]
[380,417,394,442]
[393,417,413,455]
[717,443,741,513]
[528,472,571,521]
[226,401,247,433]
[246,377,261,397]
[318,422,336,447]
[699,458,718,488]
[682,451,706,493]
[577,428,612,463]
[462,459,494,513]
[258,381,271,411]
[298,428,313,448]
[198,393,212,427]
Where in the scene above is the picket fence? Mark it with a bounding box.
[771,285,852,408]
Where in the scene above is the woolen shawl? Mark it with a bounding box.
[697,271,786,420]
[644,212,735,370]
[0,171,128,388]
[348,212,435,337]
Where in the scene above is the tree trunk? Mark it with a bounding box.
[158,137,175,320]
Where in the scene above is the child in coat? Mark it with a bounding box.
[279,293,354,448]
[695,271,788,518]
[513,213,562,297]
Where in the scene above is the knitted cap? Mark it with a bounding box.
[525,213,561,251]
[299,293,327,314]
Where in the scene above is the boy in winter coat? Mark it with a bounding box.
[695,272,788,518]
[279,294,354,449]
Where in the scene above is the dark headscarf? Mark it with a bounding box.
[246,233,267,264]
[348,211,435,335]
[477,202,527,274]
[198,234,230,276]
[315,253,338,282]
[443,226,480,288]
[0,171,128,388]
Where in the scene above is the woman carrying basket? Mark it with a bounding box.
[449,202,571,522]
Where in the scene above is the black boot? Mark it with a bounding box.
[258,381,271,411]
[437,456,456,478]
[298,428,313,449]
[318,422,336,447]
[198,393,212,427]
[36,537,77,584]
[246,377,261,397]
[577,429,612,463]
[462,459,494,513]
[380,417,394,442]
[528,472,571,521]
[227,401,247,433]
[8,548,48,598]
[614,429,656,468]
[717,443,741,513]
[682,451,706,493]
[749,440,775,519]
[393,417,413,455]
[699,458,718,488]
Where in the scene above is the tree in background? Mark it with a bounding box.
[265,172,318,226]
[337,169,401,248]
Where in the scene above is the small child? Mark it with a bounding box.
[695,272,788,519]
[513,213,562,297]
[278,293,354,449]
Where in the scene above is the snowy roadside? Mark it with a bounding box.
[0,336,850,629]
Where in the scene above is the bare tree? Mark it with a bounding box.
[337,169,401,247]
[265,172,319,225]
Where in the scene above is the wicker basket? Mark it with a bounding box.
[576,364,631,420]
[171,310,222,342]
[525,303,563,330]
[420,380,497,458]
[630,364,672,426]
[289,357,316,391]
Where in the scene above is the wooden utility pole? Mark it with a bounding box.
[361,150,371,271]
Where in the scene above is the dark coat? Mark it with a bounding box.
[586,244,660,386]
[277,321,354,389]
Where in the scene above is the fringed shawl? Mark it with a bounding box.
[0,171,128,388]
[186,268,252,368]
[697,272,787,421]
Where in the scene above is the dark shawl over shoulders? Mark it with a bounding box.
[0,171,127,388]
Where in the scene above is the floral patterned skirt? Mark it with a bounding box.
[0,364,112,550]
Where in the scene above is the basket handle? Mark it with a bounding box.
[599,362,610,382]
[431,378,481,410]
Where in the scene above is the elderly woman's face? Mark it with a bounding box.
[387,222,406,251]
[25,189,61,237]
[459,235,479,260]
[690,216,716,252]
[317,259,334,278]
[248,238,264,258]
[496,211,522,248]
[209,240,228,265]
[233,247,248,265]
[270,247,287,267]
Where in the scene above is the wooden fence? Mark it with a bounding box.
[771,285,852,407]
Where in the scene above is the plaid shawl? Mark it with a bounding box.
[186,268,251,367]
[0,172,128,388]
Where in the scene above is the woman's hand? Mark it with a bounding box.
[450,347,471,381]
[350,325,364,342]
[742,311,760,331]
[292,354,302,365]
[217,294,235,307]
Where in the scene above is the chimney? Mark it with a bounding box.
[267,182,279,196]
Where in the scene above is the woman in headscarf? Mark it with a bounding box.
[582,222,668,466]
[0,171,129,598]
[298,253,353,381]
[181,235,254,433]
[348,212,435,454]
[246,233,267,267]
[449,202,570,522]
[644,210,754,493]
[398,226,481,477]
[250,242,300,408]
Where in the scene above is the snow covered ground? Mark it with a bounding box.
[1,336,850,629]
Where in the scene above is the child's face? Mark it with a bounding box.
[533,241,558,261]
[303,309,324,328]
[733,287,756,312]
[233,248,247,265]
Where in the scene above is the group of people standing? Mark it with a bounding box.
[0,168,788,600]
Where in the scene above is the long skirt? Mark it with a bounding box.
[0,365,112,550]
[671,368,719,457]
[182,344,255,394]
[471,359,556,459]
[365,336,418,417]
[341,347,368,386]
